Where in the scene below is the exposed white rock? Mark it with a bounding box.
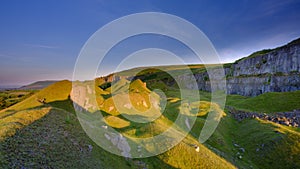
[104,132,131,157]
[104,133,111,140]
[185,117,191,130]
[142,100,148,107]
[108,106,114,112]
[124,103,132,109]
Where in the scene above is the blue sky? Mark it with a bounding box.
[1,0,300,86]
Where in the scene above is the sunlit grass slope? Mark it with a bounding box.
[0,80,236,168]
[0,80,73,141]
[1,80,72,112]
[97,79,236,168]
[226,90,300,113]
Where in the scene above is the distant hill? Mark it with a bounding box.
[19,80,58,90]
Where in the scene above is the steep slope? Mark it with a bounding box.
[0,80,73,141]
[1,80,72,112]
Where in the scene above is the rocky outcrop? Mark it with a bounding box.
[226,74,300,96]
[227,106,300,128]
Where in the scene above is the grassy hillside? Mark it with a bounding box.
[161,87,300,168]
[113,64,206,77]
[0,90,36,110]
[1,80,73,112]
[226,90,300,113]
[203,114,300,169]
[0,107,172,169]
[0,80,236,168]
[0,77,299,168]
[0,80,73,141]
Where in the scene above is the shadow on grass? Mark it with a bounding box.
[0,97,175,168]
[47,95,75,113]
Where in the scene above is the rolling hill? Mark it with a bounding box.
[19,80,58,90]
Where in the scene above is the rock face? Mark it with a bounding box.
[225,74,300,96]
[181,38,300,96]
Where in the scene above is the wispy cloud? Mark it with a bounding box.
[261,0,295,16]
[241,0,298,22]
[24,44,59,49]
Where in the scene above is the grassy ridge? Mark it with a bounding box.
[1,80,72,112]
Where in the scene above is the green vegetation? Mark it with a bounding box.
[1,80,72,112]
[249,49,273,58]
[204,114,300,168]
[255,63,261,69]
[234,49,273,63]
[0,107,173,169]
[226,90,300,113]
[262,58,267,64]
[232,37,300,64]
[0,90,36,110]
[287,37,300,46]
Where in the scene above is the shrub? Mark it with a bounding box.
[262,58,267,64]
[255,63,261,69]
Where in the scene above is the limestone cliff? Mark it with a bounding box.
[176,38,300,96]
